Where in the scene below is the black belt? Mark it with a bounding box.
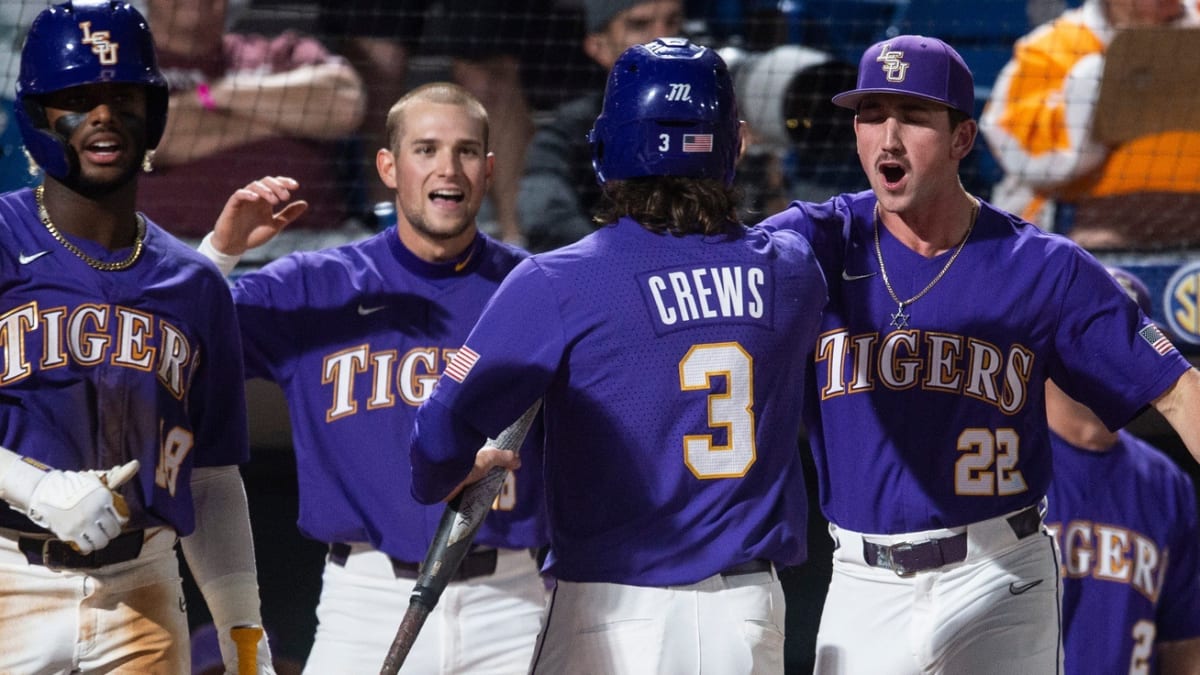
[720,559,773,577]
[18,530,145,570]
[329,543,499,582]
[862,505,1042,577]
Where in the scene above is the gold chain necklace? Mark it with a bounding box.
[35,185,145,272]
[873,197,979,329]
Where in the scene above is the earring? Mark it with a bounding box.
[23,149,41,177]
[142,150,155,173]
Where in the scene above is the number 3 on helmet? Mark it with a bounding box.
[589,37,742,187]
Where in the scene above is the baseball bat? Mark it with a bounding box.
[231,624,264,675]
[379,400,542,675]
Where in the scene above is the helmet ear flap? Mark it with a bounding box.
[145,85,168,149]
[588,126,607,185]
[13,98,75,180]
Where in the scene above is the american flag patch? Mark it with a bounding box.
[1138,324,1176,355]
[445,346,480,382]
[682,134,713,152]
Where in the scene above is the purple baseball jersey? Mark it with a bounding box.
[1047,430,1200,674]
[231,229,547,562]
[0,188,249,535]
[410,218,828,585]
[759,192,1193,534]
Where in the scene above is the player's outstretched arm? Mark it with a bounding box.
[0,447,138,554]
[198,176,309,276]
[1153,368,1200,467]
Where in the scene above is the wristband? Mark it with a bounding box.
[196,83,216,111]
[0,446,49,512]
[198,232,242,277]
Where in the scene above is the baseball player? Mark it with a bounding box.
[1045,268,1200,674]
[758,35,1200,673]
[409,38,828,674]
[199,82,548,674]
[0,2,272,673]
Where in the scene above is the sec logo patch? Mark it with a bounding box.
[1164,261,1200,346]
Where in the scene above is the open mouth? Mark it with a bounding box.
[83,139,123,163]
[430,189,464,204]
[880,163,906,186]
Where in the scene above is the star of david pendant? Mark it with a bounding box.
[890,302,910,329]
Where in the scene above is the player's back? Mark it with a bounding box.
[1046,430,1200,673]
[530,218,826,585]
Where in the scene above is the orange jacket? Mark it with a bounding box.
[980,0,1200,223]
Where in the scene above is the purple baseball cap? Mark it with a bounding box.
[833,35,975,116]
[1107,267,1154,317]
[1106,266,1176,339]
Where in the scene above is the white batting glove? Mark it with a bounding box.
[23,460,140,554]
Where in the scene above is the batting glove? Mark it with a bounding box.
[22,460,139,554]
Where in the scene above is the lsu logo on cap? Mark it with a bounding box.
[1164,260,1200,346]
[876,43,910,83]
[80,21,119,66]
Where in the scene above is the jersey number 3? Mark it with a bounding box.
[680,342,756,479]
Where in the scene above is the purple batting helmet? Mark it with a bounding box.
[833,35,974,117]
[589,37,741,186]
[1107,265,1179,342]
[15,0,168,180]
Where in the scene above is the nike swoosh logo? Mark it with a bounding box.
[841,270,876,281]
[454,249,475,272]
[18,251,49,264]
[357,304,385,316]
[1008,579,1044,595]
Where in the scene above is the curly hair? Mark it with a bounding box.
[592,177,743,236]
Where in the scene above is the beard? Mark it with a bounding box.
[401,206,475,242]
[65,153,142,199]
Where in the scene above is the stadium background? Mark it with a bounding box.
[1,1,1197,671]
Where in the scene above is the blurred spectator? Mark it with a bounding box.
[1027,0,1070,27]
[980,0,1200,249]
[1044,268,1200,674]
[0,2,44,193]
[517,0,685,252]
[138,0,367,240]
[316,0,557,244]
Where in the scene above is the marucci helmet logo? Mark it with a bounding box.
[876,44,910,83]
[79,21,119,66]
[665,83,692,101]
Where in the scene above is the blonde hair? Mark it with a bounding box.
[385,83,490,153]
